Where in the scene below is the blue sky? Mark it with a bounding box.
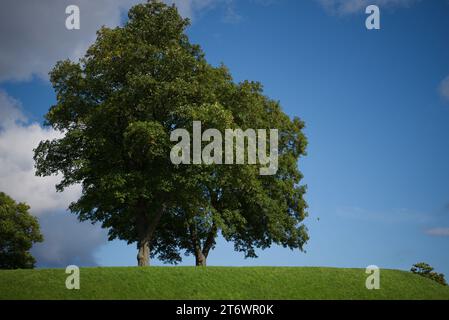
[1,0,449,275]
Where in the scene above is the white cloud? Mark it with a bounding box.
[439,75,449,102]
[0,90,81,215]
[315,0,420,15]
[0,0,217,82]
[425,228,449,237]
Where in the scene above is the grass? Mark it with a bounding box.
[1,266,449,300]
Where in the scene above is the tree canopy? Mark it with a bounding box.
[34,0,308,266]
[0,192,43,269]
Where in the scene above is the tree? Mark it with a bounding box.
[0,192,43,269]
[153,94,308,266]
[34,0,308,266]
[411,262,447,286]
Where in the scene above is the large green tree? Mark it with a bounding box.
[34,0,308,266]
[153,92,308,266]
[0,192,43,269]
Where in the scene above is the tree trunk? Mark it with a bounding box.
[189,221,217,267]
[137,239,150,267]
[135,202,165,267]
[195,251,207,267]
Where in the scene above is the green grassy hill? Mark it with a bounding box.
[1,266,448,300]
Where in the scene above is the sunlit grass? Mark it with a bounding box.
[1,266,448,300]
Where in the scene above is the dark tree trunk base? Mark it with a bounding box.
[195,252,207,266]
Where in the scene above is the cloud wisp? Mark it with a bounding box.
[315,0,420,15]
[439,75,449,102]
[336,206,432,224]
[425,228,449,237]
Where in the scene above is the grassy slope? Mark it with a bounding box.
[1,267,449,300]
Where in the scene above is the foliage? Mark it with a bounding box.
[0,192,43,269]
[411,262,447,286]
